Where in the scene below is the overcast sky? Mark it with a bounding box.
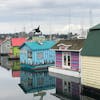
[0,0,100,34]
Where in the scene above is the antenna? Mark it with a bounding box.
[80,10,85,38]
[68,8,71,33]
[89,9,93,27]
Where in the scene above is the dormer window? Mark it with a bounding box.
[57,43,72,50]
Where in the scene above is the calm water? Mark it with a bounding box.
[0,57,99,100]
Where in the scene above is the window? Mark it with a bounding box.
[28,51,32,58]
[68,56,70,66]
[63,53,71,67]
[64,55,67,65]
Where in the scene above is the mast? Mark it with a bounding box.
[89,9,93,27]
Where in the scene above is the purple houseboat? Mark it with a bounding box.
[49,39,84,78]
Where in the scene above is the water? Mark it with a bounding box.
[0,57,99,100]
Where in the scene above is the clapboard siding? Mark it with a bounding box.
[82,56,100,89]
[71,52,79,71]
[20,45,55,66]
[56,51,62,68]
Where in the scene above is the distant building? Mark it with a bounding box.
[0,38,11,55]
[49,39,85,78]
[20,40,56,69]
[11,38,26,58]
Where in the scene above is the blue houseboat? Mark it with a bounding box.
[20,40,56,69]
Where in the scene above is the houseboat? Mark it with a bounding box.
[20,40,55,69]
[49,39,85,78]
[81,24,100,95]
[10,37,26,59]
[0,38,11,55]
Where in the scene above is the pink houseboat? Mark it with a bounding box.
[49,39,84,78]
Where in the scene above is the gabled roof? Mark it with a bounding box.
[0,38,10,45]
[89,24,100,31]
[11,38,26,46]
[52,39,85,51]
[81,24,100,56]
[20,40,56,50]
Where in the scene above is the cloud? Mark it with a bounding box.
[0,0,100,33]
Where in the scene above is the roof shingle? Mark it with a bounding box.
[11,38,26,46]
[52,39,85,51]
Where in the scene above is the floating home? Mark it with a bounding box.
[81,24,100,94]
[19,68,55,93]
[10,38,26,59]
[49,39,85,78]
[0,38,11,55]
[20,40,55,69]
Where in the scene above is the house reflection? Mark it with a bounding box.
[49,72,97,100]
[0,56,20,78]
[0,56,13,70]
[11,61,20,78]
[49,72,81,100]
[19,67,55,95]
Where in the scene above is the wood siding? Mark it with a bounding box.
[13,47,20,56]
[56,51,62,68]
[82,56,100,89]
[71,52,79,71]
[55,51,80,71]
[20,45,55,66]
[1,40,11,54]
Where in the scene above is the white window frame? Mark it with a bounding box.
[62,52,71,69]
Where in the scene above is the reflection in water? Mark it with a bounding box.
[52,73,81,100]
[0,56,20,77]
[0,56,99,100]
[11,61,20,78]
[50,72,97,100]
[0,55,13,70]
[19,67,55,99]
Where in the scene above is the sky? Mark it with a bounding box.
[0,0,100,34]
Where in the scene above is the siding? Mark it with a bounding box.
[1,40,11,54]
[20,45,55,66]
[56,51,62,68]
[13,47,20,56]
[71,52,79,71]
[82,56,100,89]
